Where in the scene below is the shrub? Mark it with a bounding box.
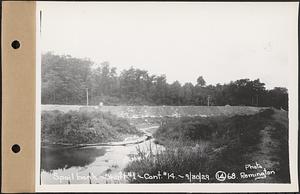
[41,110,142,144]
[154,117,219,142]
[258,108,275,118]
[155,109,275,147]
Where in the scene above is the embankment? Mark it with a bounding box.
[124,108,290,183]
[42,105,265,118]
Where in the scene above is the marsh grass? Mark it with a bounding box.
[124,140,210,183]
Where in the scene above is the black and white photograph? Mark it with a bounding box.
[36,2,298,192]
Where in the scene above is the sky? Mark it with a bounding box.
[38,2,298,89]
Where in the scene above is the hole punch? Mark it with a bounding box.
[11,40,21,49]
[11,144,21,153]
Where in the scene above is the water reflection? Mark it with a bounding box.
[41,146,107,171]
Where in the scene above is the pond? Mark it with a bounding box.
[41,146,107,171]
[40,128,163,184]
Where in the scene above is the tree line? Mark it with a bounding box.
[42,52,288,110]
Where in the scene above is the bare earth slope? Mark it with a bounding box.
[42,105,264,118]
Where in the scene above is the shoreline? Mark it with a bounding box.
[41,126,158,149]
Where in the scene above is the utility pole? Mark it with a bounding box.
[86,88,89,106]
[207,95,210,106]
[256,94,259,107]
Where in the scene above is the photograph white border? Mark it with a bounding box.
[35,2,299,192]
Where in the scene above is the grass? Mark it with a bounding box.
[269,110,290,182]
[124,140,210,183]
[154,109,274,148]
[124,108,289,183]
[41,110,142,145]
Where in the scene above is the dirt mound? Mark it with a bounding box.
[42,105,265,118]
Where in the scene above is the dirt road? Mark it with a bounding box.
[246,110,289,183]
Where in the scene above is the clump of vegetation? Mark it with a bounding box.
[124,141,210,183]
[125,109,290,183]
[154,117,218,142]
[154,108,274,148]
[41,110,142,145]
